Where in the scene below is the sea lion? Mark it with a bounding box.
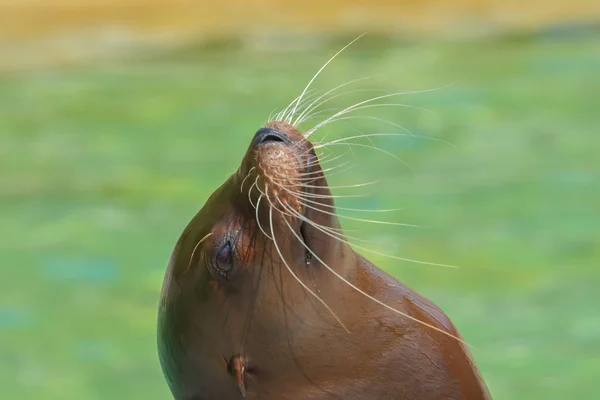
[157,117,492,399]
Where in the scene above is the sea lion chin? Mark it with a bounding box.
[157,120,492,400]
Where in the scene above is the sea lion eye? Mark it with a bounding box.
[214,240,234,279]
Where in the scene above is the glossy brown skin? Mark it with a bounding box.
[158,122,492,400]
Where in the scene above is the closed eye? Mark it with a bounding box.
[214,240,234,279]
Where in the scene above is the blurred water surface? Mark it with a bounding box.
[1,31,599,399]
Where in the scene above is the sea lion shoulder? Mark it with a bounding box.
[351,255,492,399]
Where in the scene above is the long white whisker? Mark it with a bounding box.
[271,179,418,228]
[286,192,403,213]
[287,33,367,125]
[276,196,457,268]
[317,116,417,138]
[300,92,412,128]
[327,115,457,148]
[259,155,346,180]
[275,180,379,190]
[272,193,394,244]
[185,232,214,273]
[248,178,259,210]
[278,201,466,344]
[272,160,352,180]
[272,196,399,245]
[311,151,349,167]
[255,193,273,240]
[292,77,370,123]
[307,85,452,137]
[240,167,256,193]
[281,89,329,123]
[281,190,370,200]
[305,103,428,135]
[315,132,427,148]
[296,107,343,125]
[297,197,419,228]
[276,89,321,122]
[261,174,350,235]
[265,175,400,239]
[266,189,349,332]
[318,142,410,170]
[293,78,373,125]
[282,187,404,213]
[290,188,403,213]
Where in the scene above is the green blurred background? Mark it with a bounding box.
[1,1,599,399]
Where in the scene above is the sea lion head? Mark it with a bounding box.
[158,121,349,399]
[178,120,340,286]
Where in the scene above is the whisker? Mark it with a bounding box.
[317,132,412,147]
[275,89,321,122]
[280,185,402,214]
[292,77,370,124]
[267,192,396,245]
[318,142,410,170]
[286,192,403,213]
[255,182,297,221]
[306,103,429,135]
[240,167,256,193]
[281,89,329,123]
[248,178,259,210]
[272,165,358,193]
[293,77,373,125]
[255,193,273,240]
[261,173,349,235]
[296,197,419,228]
[312,150,348,167]
[275,179,379,190]
[257,155,341,179]
[266,190,349,332]
[306,84,453,137]
[270,180,418,228]
[267,108,280,122]
[295,107,343,125]
[281,190,370,200]
[276,196,457,268]
[299,90,410,127]
[266,179,394,240]
[317,116,416,138]
[270,161,352,181]
[185,232,214,273]
[287,33,367,125]
[277,200,467,344]
[316,125,453,153]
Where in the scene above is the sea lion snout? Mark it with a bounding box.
[244,121,317,220]
[252,122,312,171]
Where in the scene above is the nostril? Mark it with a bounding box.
[261,134,284,144]
[253,127,288,148]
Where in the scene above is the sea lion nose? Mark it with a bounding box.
[253,127,288,148]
